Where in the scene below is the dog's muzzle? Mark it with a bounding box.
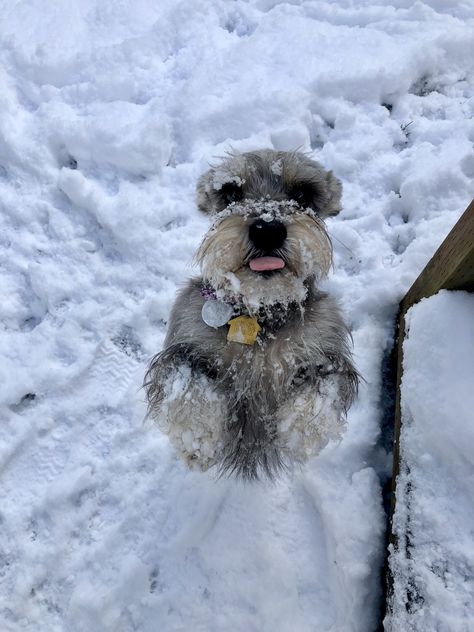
[248,218,287,272]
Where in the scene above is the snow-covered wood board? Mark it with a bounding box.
[387,199,474,628]
[386,291,474,631]
[391,199,474,506]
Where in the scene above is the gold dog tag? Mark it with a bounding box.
[227,316,261,345]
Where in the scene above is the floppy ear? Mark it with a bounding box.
[196,169,215,214]
[321,170,342,218]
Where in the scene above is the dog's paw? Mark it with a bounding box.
[277,375,347,461]
[154,365,227,471]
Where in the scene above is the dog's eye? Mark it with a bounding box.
[288,184,314,208]
[220,183,243,204]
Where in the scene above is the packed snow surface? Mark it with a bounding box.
[0,1,473,631]
[387,291,474,632]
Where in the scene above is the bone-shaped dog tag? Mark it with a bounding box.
[202,299,234,328]
[227,316,261,345]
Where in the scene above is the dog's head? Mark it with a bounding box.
[195,150,341,310]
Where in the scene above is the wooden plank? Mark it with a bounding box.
[400,198,474,314]
[387,198,474,610]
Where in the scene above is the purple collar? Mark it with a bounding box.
[200,283,241,306]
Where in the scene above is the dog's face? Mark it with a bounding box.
[196,150,341,309]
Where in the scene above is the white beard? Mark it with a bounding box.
[196,204,332,310]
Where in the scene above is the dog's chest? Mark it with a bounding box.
[216,322,306,397]
[187,284,327,390]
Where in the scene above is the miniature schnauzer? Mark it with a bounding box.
[144,149,358,480]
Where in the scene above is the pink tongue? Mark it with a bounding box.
[249,256,285,272]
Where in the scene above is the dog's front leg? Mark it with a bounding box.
[144,344,227,470]
[277,359,358,462]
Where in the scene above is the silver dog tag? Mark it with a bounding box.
[202,300,234,328]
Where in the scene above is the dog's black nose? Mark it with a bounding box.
[248,219,287,251]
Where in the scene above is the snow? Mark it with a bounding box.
[0,1,473,631]
[387,291,474,631]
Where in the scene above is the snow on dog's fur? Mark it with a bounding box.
[196,200,333,310]
[145,150,359,479]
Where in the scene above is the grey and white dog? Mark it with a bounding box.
[145,149,358,480]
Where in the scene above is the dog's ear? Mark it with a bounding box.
[196,169,215,214]
[321,170,342,218]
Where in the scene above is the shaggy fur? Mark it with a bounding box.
[145,149,358,480]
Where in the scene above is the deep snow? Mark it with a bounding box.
[0,1,473,631]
